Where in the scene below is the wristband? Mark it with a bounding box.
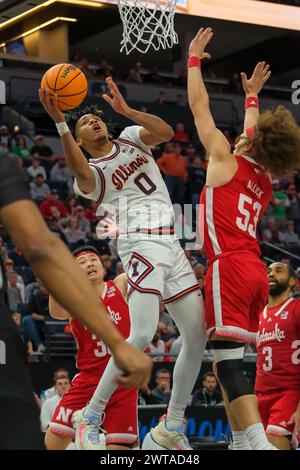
[245,97,259,110]
[56,121,70,137]
[188,56,201,68]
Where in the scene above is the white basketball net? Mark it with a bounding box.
[117,0,178,54]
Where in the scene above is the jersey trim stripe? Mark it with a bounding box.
[49,422,75,437]
[206,187,222,256]
[89,142,121,163]
[263,297,294,319]
[208,325,257,342]
[212,260,223,327]
[127,278,161,296]
[240,154,260,166]
[116,137,153,158]
[89,164,106,204]
[163,284,200,304]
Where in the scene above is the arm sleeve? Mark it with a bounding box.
[73,166,102,201]
[0,157,31,209]
[119,126,152,153]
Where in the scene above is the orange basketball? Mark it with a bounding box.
[40,63,88,111]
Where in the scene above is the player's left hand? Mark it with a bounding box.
[241,61,271,95]
[188,27,213,60]
[287,407,300,435]
[102,76,131,116]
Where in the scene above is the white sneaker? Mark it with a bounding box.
[72,408,106,450]
[142,419,192,450]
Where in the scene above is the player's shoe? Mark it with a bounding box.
[142,418,192,450]
[72,408,106,450]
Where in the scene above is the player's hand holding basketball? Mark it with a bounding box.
[102,76,131,116]
[241,61,271,95]
[113,342,153,388]
[188,27,213,59]
[39,88,65,123]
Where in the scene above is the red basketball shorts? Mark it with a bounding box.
[49,372,138,446]
[205,253,269,342]
[257,389,300,448]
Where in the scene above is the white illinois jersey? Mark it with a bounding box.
[73,125,175,233]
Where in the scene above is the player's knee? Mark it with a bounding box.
[44,428,71,450]
[211,341,253,403]
[127,332,153,350]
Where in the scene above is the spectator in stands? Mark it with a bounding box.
[169,335,182,360]
[14,156,30,183]
[5,258,25,286]
[173,123,190,143]
[272,179,290,219]
[281,220,300,247]
[6,270,25,311]
[11,311,34,358]
[42,369,70,403]
[187,155,207,207]
[151,369,172,405]
[157,143,187,206]
[0,125,10,149]
[145,327,170,362]
[191,372,222,406]
[65,195,77,217]
[185,143,197,161]
[127,61,143,84]
[175,94,186,106]
[84,200,98,224]
[22,279,50,352]
[155,91,167,105]
[158,300,176,342]
[40,376,71,432]
[40,190,68,221]
[30,174,51,204]
[262,218,277,242]
[31,135,53,159]
[74,205,91,234]
[287,184,300,234]
[145,65,163,85]
[97,59,114,79]
[11,136,31,161]
[27,156,47,181]
[227,72,243,94]
[63,217,87,245]
[78,57,94,79]
[50,155,73,191]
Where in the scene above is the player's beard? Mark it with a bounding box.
[269,279,289,296]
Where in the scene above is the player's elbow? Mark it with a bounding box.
[189,96,209,114]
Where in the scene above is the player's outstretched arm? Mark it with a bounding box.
[241,61,271,131]
[39,88,96,195]
[188,28,231,162]
[0,199,152,388]
[103,76,174,146]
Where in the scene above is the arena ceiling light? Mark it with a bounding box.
[0,16,77,47]
[0,0,104,30]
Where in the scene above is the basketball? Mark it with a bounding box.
[40,63,88,110]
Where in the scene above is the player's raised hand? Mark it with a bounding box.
[39,88,65,123]
[102,76,131,116]
[241,61,271,95]
[113,342,153,389]
[188,27,213,60]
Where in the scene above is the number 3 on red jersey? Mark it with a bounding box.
[236,193,262,238]
[262,341,300,372]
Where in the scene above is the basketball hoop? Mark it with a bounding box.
[117,0,178,55]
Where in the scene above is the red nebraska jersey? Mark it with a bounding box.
[255,297,300,394]
[70,280,130,374]
[200,155,272,261]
